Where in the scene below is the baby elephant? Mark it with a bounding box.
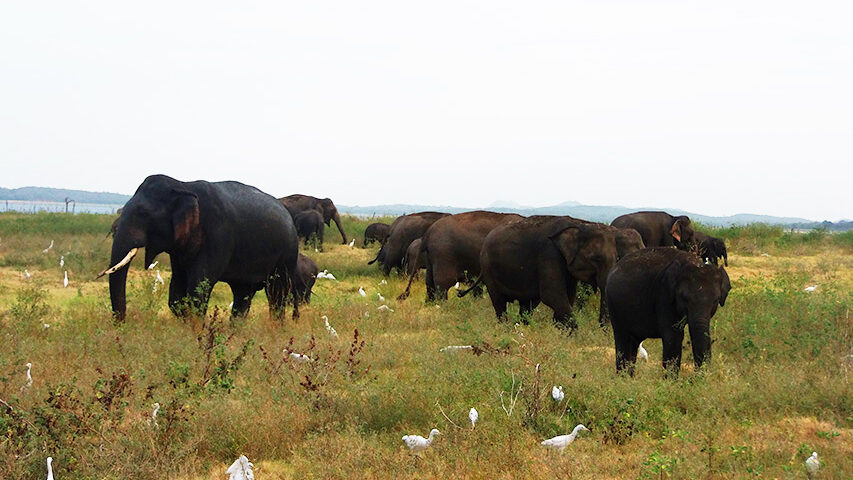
[294,253,318,304]
[693,231,728,266]
[294,210,325,250]
[606,248,731,377]
[363,222,390,247]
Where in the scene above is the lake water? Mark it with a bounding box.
[1,200,123,215]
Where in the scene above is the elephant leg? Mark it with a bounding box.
[661,328,685,378]
[229,282,256,317]
[541,274,575,331]
[264,273,289,321]
[615,334,640,377]
[598,294,611,329]
[185,273,214,317]
[488,291,509,321]
[168,267,189,317]
[518,299,535,322]
[425,264,437,301]
[431,262,456,301]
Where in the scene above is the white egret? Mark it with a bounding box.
[24,269,31,279]
[42,240,54,254]
[379,279,387,285]
[148,402,160,428]
[46,456,54,480]
[21,362,33,391]
[453,282,461,289]
[402,428,440,455]
[59,255,64,268]
[289,352,313,363]
[153,270,164,293]
[551,385,564,402]
[43,323,50,330]
[377,305,394,312]
[440,345,473,352]
[804,285,818,292]
[805,451,819,479]
[541,424,589,451]
[349,239,355,248]
[63,271,68,288]
[226,455,255,480]
[377,293,385,302]
[147,261,158,270]
[469,408,478,429]
[359,286,367,297]
[228,301,234,309]
[638,341,649,361]
[322,315,339,339]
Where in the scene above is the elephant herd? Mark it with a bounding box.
[103,175,730,377]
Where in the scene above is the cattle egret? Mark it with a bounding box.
[402,429,440,455]
[551,385,564,402]
[805,451,819,479]
[440,345,473,352]
[63,271,68,288]
[379,279,387,285]
[638,342,649,361]
[322,315,339,339]
[59,255,64,268]
[46,456,54,480]
[453,282,461,289]
[377,305,394,312]
[42,240,54,254]
[377,293,385,302]
[289,352,313,363]
[226,455,255,480]
[541,424,589,451]
[21,362,33,391]
[23,269,31,279]
[314,248,319,252]
[228,301,234,309]
[317,270,337,280]
[469,408,478,429]
[147,261,158,270]
[804,285,818,292]
[349,239,355,248]
[153,270,165,292]
[43,323,50,330]
[149,402,160,428]
[359,286,367,297]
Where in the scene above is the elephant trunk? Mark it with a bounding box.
[108,228,146,322]
[687,314,712,369]
[332,211,347,244]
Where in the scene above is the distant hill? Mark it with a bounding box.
[0,187,130,205]
[339,202,828,228]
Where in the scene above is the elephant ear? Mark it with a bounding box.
[171,190,202,251]
[670,219,683,242]
[548,222,584,266]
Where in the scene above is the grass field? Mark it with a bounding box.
[0,212,851,479]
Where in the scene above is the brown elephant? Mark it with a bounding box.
[363,222,391,247]
[279,194,348,244]
[460,216,618,331]
[693,231,728,266]
[367,212,450,276]
[404,238,428,280]
[398,211,523,301]
[611,211,694,250]
[293,210,324,250]
[294,253,318,304]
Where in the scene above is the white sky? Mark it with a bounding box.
[1,1,851,221]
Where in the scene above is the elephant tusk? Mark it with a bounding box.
[97,248,138,278]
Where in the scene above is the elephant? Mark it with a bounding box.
[102,174,299,322]
[398,211,523,301]
[367,212,450,276]
[294,253,318,304]
[611,211,694,250]
[363,222,390,247]
[605,248,731,377]
[279,194,348,244]
[460,216,618,331]
[294,210,325,250]
[403,238,428,280]
[693,231,728,266]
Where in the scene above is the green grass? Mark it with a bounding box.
[0,213,850,479]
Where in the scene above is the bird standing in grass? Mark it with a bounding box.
[59,255,64,268]
[403,429,440,456]
[21,362,33,391]
[46,457,54,480]
[323,315,339,339]
[551,385,564,402]
[377,293,385,302]
[43,240,54,254]
[805,451,820,479]
[63,271,68,288]
[804,285,818,292]
[469,408,478,429]
[541,424,589,451]
[638,341,649,361]
[226,455,254,480]
[148,402,160,428]
[349,239,355,248]
[359,286,367,297]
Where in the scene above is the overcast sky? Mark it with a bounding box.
[1,1,851,220]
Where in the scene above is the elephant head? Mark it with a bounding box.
[317,198,348,244]
[667,262,731,368]
[549,221,618,292]
[101,175,202,321]
[614,227,645,260]
[669,216,694,249]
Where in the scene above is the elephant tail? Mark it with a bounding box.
[367,250,381,265]
[457,276,483,298]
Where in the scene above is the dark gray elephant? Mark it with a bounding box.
[367,212,450,276]
[403,238,428,280]
[606,248,731,377]
[279,194,347,244]
[398,211,522,301]
[102,175,299,321]
[363,222,390,247]
[294,253,318,304]
[294,210,325,250]
[693,231,728,266]
[611,211,694,250]
[460,216,618,331]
